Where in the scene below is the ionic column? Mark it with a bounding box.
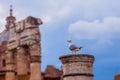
[29,44,41,80]
[59,54,95,80]
[16,47,27,80]
[5,50,15,80]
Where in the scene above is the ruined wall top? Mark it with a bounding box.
[0,7,43,52]
[7,16,43,50]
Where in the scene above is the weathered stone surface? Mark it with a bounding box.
[64,76,93,80]
[42,65,62,80]
[59,54,95,80]
[7,16,42,50]
[5,51,15,80]
[0,8,42,80]
[29,44,41,56]
[16,47,27,75]
[6,72,15,80]
[30,63,41,80]
[29,43,41,80]
[114,74,120,80]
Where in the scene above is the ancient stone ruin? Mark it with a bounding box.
[0,7,95,80]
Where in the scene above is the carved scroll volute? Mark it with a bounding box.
[15,20,25,33]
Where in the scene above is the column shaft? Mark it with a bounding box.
[29,44,41,80]
[5,51,15,80]
[59,54,95,80]
[17,47,28,80]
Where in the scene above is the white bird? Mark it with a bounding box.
[67,40,83,54]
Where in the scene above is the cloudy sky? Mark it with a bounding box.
[0,0,120,80]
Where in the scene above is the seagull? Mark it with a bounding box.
[67,40,83,54]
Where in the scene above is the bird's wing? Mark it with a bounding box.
[69,44,79,51]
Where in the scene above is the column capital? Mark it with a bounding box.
[29,43,41,56]
[17,47,26,56]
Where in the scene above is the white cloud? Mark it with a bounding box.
[0,4,4,14]
[40,7,71,24]
[0,4,6,32]
[68,17,120,40]
[0,18,5,32]
[42,15,53,24]
[58,7,71,17]
[0,0,120,31]
[37,0,120,27]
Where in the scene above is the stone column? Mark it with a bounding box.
[59,54,95,80]
[16,47,28,80]
[114,74,120,80]
[5,51,15,80]
[29,43,41,80]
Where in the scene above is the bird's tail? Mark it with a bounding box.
[79,46,83,49]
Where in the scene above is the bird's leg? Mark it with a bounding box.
[75,51,76,54]
[72,51,74,54]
